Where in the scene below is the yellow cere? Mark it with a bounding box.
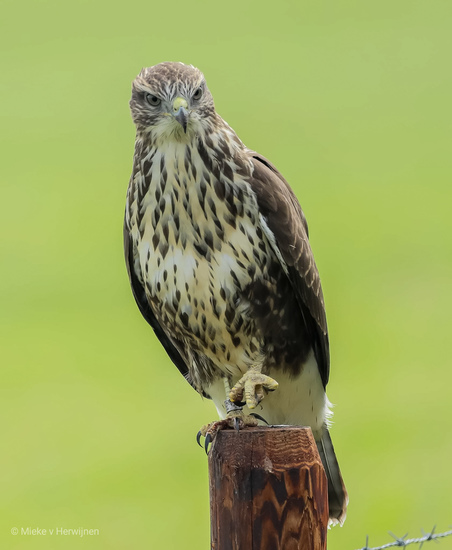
[173,96,188,112]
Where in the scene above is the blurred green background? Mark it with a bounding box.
[1,0,451,548]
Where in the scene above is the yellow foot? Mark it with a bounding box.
[229,368,278,409]
[196,409,259,453]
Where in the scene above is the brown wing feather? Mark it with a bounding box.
[247,150,330,387]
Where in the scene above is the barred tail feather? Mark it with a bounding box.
[316,429,348,526]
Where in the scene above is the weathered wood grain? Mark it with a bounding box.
[209,426,328,550]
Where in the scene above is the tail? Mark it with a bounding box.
[316,429,348,526]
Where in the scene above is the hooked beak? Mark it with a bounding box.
[173,97,189,133]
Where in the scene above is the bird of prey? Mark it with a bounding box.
[124,62,348,524]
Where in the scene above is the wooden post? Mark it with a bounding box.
[208,426,328,550]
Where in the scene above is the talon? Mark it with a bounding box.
[249,413,269,425]
[205,433,212,454]
[196,411,259,450]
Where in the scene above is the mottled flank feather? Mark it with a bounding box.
[124,62,347,524]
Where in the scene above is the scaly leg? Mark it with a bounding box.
[229,365,279,409]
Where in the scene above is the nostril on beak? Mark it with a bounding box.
[173,97,188,112]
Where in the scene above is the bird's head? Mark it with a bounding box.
[130,62,216,142]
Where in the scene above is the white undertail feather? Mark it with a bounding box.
[206,350,331,439]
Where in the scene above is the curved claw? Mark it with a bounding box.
[204,433,212,454]
[196,431,203,447]
[249,413,269,425]
[234,417,240,431]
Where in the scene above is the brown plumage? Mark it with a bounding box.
[124,62,348,524]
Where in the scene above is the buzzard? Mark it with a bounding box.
[124,62,348,524]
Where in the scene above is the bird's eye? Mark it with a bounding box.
[145,94,161,106]
[193,87,203,101]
